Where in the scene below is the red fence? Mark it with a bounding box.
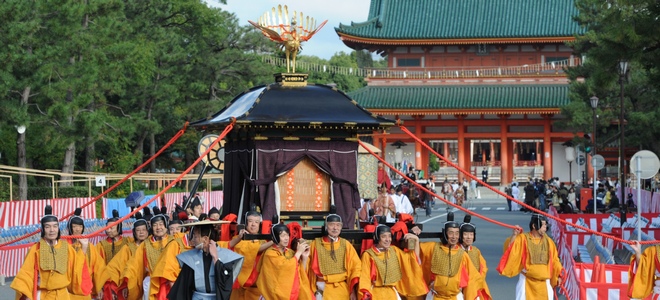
[549,208,635,300]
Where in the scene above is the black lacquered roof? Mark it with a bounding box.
[190,83,395,131]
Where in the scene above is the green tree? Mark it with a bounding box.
[562,0,660,153]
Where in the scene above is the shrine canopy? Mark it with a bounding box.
[191,78,395,226]
[191,83,394,133]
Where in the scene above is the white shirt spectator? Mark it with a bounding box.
[451,182,460,194]
[511,184,520,211]
[392,192,414,215]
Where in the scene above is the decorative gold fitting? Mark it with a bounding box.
[283,136,300,141]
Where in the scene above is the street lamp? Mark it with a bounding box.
[590,95,599,213]
[619,59,629,205]
[565,146,575,183]
[391,140,406,178]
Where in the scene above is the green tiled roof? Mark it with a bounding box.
[347,85,570,110]
[336,0,583,40]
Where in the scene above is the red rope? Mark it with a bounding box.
[65,122,235,240]
[396,124,649,245]
[559,282,571,300]
[0,122,190,248]
[357,140,516,230]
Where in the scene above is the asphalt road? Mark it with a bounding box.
[0,196,568,299]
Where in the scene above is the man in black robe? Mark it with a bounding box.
[168,219,244,300]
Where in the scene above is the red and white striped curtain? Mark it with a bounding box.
[0,198,96,228]
[161,191,224,216]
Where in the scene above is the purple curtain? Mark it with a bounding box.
[222,139,257,222]
[253,140,359,228]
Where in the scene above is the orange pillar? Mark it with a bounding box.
[500,116,510,185]
[587,150,594,184]
[482,147,487,164]
[543,117,553,179]
[490,142,495,164]
[444,142,450,165]
[536,142,541,165]
[373,133,382,153]
[421,141,429,179]
[380,137,387,160]
[415,117,423,169]
[512,141,518,164]
[463,138,471,181]
[457,115,466,180]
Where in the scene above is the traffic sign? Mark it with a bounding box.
[630,150,660,179]
[591,155,605,170]
[95,176,106,187]
[577,155,586,166]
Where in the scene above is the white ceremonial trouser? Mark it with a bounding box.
[516,274,552,300]
[315,281,326,300]
[143,276,151,300]
[426,291,463,300]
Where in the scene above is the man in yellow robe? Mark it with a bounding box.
[628,241,660,299]
[497,214,562,300]
[256,224,313,300]
[359,224,427,300]
[119,212,174,300]
[307,214,361,300]
[100,215,149,300]
[66,208,106,300]
[229,210,272,300]
[419,213,488,300]
[459,215,491,299]
[11,205,93,300]
[98,209,130,264]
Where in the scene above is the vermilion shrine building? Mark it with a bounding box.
[337,0,591,185]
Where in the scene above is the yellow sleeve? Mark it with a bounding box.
[418,242,436,285]
[357,251,375,299]
[628,246,656,299]
[68,243,93,296]
[88,243,107,295]
[345,240,362,291]
[10,244,38,299]
[100,245,132,287]
[151,242,183,283]
[122,243,146,300]
[217,241,230,249]
[233,240,262,287]
[298,258,314,300]
[394,246,428,297]
[502,236,513,253]
[256,248,299,300]
[548,239,563,287]
[497,234,525,277]
[477,248,489,278]
[461,253,487,300]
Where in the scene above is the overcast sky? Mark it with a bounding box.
[207,0,372,59]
